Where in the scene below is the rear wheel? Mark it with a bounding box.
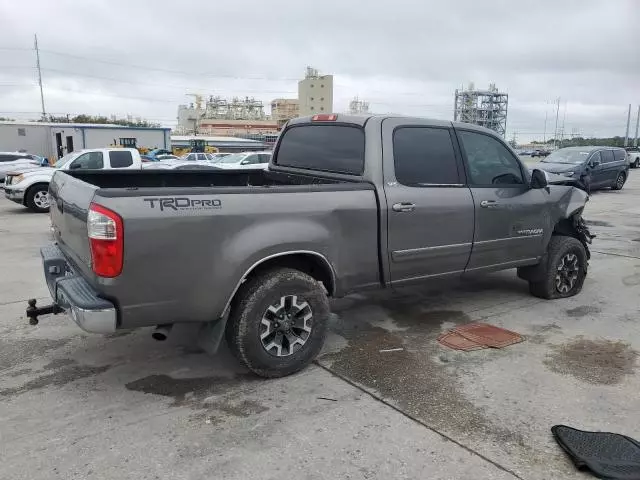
[25,185,50,213]
[226,267,329,378]
[633,159,639,169]
[529,236,587,300]
[612,172,626,190]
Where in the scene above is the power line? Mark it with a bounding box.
[39,49,300,82]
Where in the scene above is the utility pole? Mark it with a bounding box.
[553,97,560,149]
[624,104,631,147]
[634,105,639,148]
[34,34,46,120]
[543,106,548,144]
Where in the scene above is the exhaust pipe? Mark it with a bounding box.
[152,324,173,341]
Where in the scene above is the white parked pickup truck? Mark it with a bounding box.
[4,148,143,213]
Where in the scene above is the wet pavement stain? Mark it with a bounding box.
[125,374,256,407]
[528,324,562,344]
[211,400,269,418]
[586,220,614,227]
[545,338,638,385]
[0,363,111,397]
[565,305,601,318]
[622,273,640,286]
[43,358,76,370]
[320,295,527,447]
[0,338,71,370]
[6,368,33,378]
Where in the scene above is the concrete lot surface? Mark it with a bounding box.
[1,174,639,480]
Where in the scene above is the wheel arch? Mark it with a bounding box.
[224,251,336,313]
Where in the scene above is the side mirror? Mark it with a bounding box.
[240,160,250,165]
[589,160,600,168]
[69,163,81,170]
[530,169,548,189]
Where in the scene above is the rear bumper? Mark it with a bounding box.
[4,185,25,204]
[41,244,117,334]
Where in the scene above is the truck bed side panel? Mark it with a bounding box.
[91,188,379,329]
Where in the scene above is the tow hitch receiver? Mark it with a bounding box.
[26,298,63,326]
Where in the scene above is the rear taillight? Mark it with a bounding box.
[88,203,123,277]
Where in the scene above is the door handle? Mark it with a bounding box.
[480,200,498,208]
[392,202,416,213]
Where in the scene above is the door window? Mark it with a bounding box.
[601,150,614,163]
[70,152,104,169]
[259,154,271,163]
[458,130,524,186]
[186,154,196,161]
[109,150,133,168]
[613,149,626,162]
[589,151,602,165]
[196,154,207,161]
[244,155,260,164]
[393,127,460,186]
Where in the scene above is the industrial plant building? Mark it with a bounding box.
[297,67,334,117]
[453,83,509,137]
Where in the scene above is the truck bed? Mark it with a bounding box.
[66,168,363,192]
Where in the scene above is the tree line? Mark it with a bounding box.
[531,136,637,148]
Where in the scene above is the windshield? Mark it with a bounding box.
[218,153,248,164]
[53,152,79,168]
[542,150,591,164]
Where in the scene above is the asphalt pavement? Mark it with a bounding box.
[1,174,639,480]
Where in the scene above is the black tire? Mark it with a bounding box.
[634,159,639,169]
[225,267,329,378]
[612,172,626,191]
[25,184,51,213]
[528,236,587,300]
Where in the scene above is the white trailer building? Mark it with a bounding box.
[0,121,171,161]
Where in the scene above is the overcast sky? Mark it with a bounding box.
[1,0,638,142]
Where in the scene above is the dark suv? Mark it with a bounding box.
[531,146,629,193]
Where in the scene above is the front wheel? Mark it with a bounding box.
[25,185,51,213]
[633,159,639,168]
[529,236,587,299]
[612,172,626,191]
[226,267,329,378]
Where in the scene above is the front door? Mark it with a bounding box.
[383,119,474,285]
[586,150,609,188]
[456,128,548,271]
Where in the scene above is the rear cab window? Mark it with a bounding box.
[275,124,365,175]
[393,127,460,185]
[109,150,133,168]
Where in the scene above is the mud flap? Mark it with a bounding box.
[196,311,229,355]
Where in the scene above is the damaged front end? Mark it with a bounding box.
[569,213,596,259]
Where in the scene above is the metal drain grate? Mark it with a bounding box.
[438,322,523,351]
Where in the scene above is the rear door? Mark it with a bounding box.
[456,128,548,271]
[599,149,617,185]
[383,119,474,284]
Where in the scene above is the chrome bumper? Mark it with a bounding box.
[41,244,117,334]
[4,186,25,203]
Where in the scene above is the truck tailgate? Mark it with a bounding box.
[49,171,98,280]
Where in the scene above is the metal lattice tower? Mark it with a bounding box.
[454,83,508,137]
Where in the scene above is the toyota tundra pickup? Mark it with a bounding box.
[27,114,593,378]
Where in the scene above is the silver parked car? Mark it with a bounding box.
[0,152,42,185]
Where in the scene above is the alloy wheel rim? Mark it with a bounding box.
[555,253,579,293]
[260,295,313,357]
[617,175,624,189]
[34,191,50,209]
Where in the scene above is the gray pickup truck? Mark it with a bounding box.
[28,114,593,377]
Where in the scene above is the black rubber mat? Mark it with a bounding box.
[552,425,640,479]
